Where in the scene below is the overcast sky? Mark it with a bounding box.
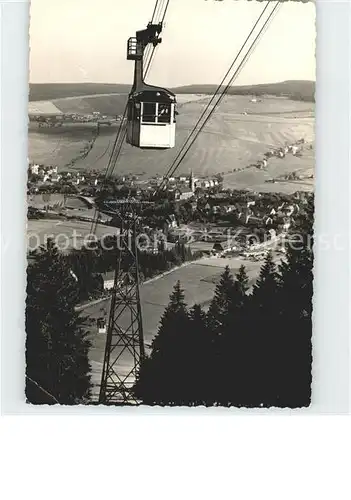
[29,0,316,87]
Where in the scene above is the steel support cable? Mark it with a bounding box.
[159,2,281,185]
[157,2,272,192]
[144,34,156,75]
[94,139,112,163]
[153,0,169,25]
[90,120,127,234]
[143,44,150,64]
[144,44,156,79]
[144,1,163,75]
[105,109,128,176]
[151,0,161,22]
[143,45,152,71]
[144,46,157,78]
[144,0,170,78]
[160,0,170,23]
[144,0,164,73]
[155,0,165,23]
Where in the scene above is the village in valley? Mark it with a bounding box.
[27,132,311,262]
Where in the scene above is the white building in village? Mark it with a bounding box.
[30,164,40,175]
[102,271,115,290]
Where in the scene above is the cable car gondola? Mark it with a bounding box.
[126,23,177,150]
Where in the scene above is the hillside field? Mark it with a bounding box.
[27,219,119,251]
[28,93,314,193]
[29,80,315,102]
[28,92,208,116]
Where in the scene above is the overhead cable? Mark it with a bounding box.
[158,1,280,189]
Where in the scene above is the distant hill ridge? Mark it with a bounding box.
[29,80,315,103]
[173,80,315,102]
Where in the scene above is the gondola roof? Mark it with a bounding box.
[129,82,176,103]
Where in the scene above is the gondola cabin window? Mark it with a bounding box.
[158,103,172,123]
[128,101,140,121]
[141,102,157,123]
[141,102,172,124]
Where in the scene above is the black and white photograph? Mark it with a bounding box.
[26,0,316,407]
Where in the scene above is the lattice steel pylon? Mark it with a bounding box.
[99,200,145,405]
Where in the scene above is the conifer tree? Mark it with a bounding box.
[252,251,278,306]
[277,194,314,407]
[236,265,249,295]
[207,267,236,399]
[206,266,251,406]
[248,251,280,406]
[134,281,190,405]
[26,239,92,404]
[225,264,252,406]
[206,266,236,335]
[187,304,214,405]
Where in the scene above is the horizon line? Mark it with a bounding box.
[29,79,316,86]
